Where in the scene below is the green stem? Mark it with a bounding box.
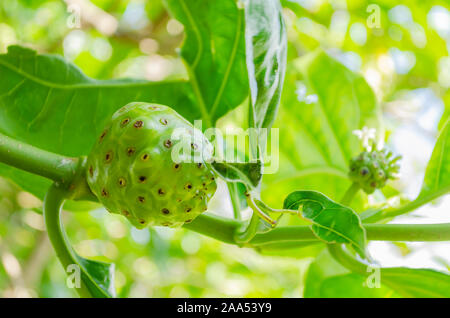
[254,199,298,215]
[233,195,277,244]
[364,187,450,223]
[365,223,450,241]
[43,183,91,297]
[227,182,241,220]
[234,211,260,244]
[328,182,366,271]
[327,244,369,275]
[253,199,310,222]
[246,195,276,226]
[185,213,450,245]
[254,240,320,251]
[183,213,240,244]
[340,182,360,206]
[0,132,78,184]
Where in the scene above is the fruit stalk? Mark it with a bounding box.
[340,182,360,206]
[43,183,92,297]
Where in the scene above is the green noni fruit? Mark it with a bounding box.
[348,149,401,194]
[86,102,217,229]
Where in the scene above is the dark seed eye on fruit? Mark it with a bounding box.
[164,139,172,148]
[99,130,107,142]
[138,176,147,183]
[86,102,217,229]
[134,120,143,128]
[118,177,126,187]
[127,147,136,156]
[162,208,170,214]
[121,118,130,127]
[105,151,113,163]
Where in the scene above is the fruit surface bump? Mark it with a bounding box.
[87,102,217,228]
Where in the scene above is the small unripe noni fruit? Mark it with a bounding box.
[87,102,217,229]
[348,149,401,194]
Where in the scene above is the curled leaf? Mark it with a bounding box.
[283,190,367,258]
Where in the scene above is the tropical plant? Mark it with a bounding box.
[0,0,448,298]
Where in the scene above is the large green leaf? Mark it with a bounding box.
[315,269,450,298]
[262,51,380,211]
[283,190,367,258]
[245,0,287,130]
[304,250,396,298]
[285,50,381,170]
[305,249,450,298]
[418,118,450,200]
[318,274,394,298]
[164,0,248,128]
[381,267,450,298]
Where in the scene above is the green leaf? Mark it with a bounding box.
[164,0,248,127]
[418,118,450,200]
[245,0,287,130]
[304,250,398,298]
[211,0,287,188]
[262,51,380,212]
[304,249,355,297]
[0,45,196,199]
[318,274,397,298]
[305,250,450,298]
[283,190,367,258]
[288,50,381,170]
[381,267,450,298]
[76,255,116,298]
[211,161,262,190]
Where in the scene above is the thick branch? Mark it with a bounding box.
[184,213,450,246]
[0,132,79,184]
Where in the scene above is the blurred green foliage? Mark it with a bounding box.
[0,0,448,297]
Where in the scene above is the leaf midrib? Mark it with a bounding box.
[210,9,244,117]
[178,0,244,127]
[0,58,186,90]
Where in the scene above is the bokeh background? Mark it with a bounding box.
[0,0,449,297]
